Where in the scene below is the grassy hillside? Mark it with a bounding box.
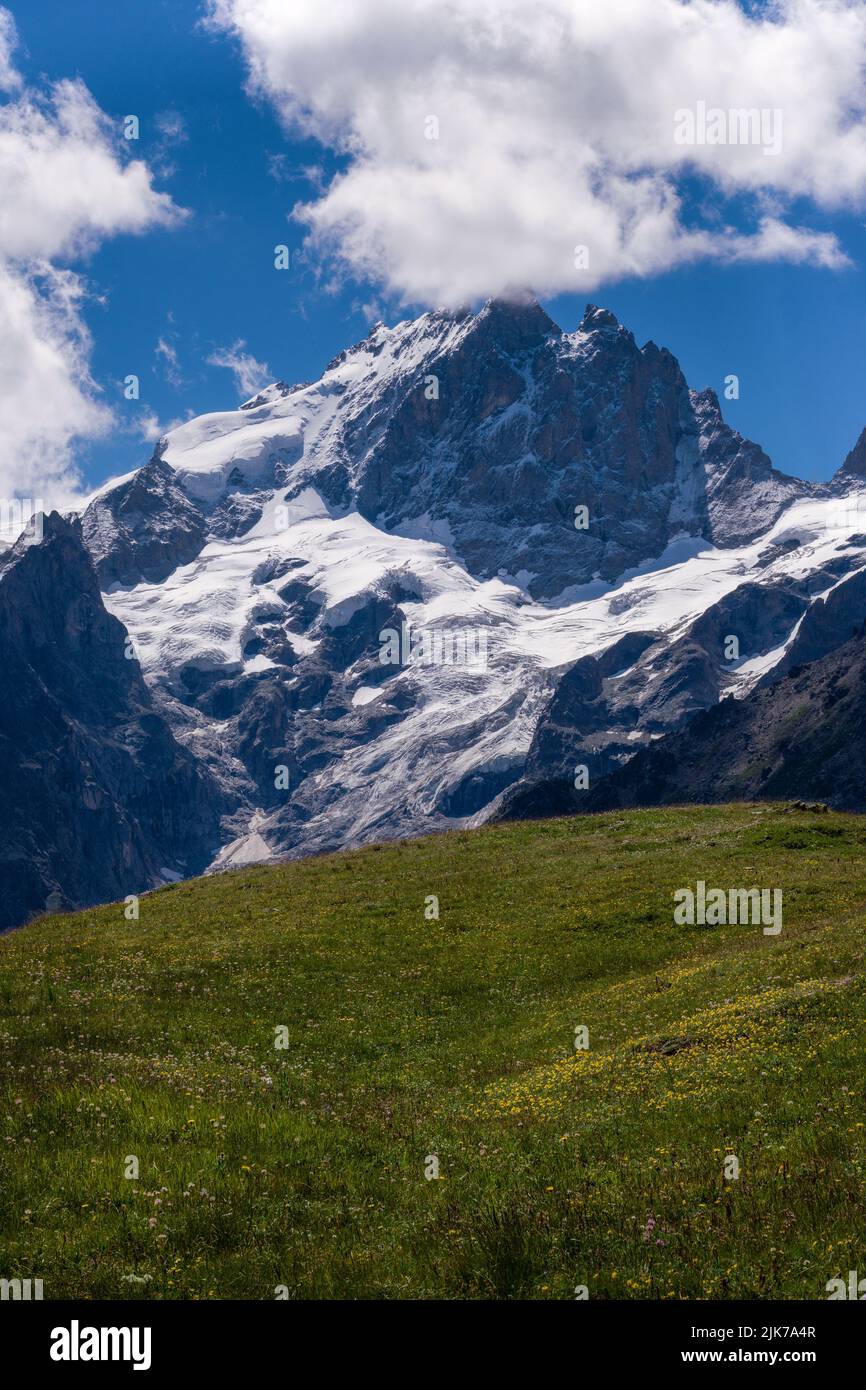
[2,804,865,1300]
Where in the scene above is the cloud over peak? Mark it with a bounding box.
[210,0,866,305]
[207,339,271,399]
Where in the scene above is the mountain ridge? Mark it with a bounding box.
[3,297,866,927]
[0,512,221,931]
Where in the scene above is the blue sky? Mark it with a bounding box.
[9,0,866,488]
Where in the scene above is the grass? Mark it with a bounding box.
[1,803,865,1300]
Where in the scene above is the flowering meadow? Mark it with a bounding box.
[1,804,864,1299]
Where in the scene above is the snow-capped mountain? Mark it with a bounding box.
[5,297,866,926]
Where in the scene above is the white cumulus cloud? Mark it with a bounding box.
[209,0,866,305]
[207,339,272,398]
[0,9,183,519]
[0,6,19,93]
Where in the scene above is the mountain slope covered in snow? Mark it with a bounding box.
[5,297,866,926]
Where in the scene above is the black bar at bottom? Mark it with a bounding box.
[0,1298,859,1375]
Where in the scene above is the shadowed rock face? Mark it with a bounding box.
[498,558,866,824]
[82,456,207,587]
[0,514,222,931]
[581,617,866,813]
[689,389,807,547]
[836,424,866,482]
[539,563,866,817]
[319,300,810,600]
[762,566,866,683]
[492,577,814,822]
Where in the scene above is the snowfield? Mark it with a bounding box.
[104,478,866,869]
[83,300,866,869]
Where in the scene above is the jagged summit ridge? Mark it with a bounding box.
[89,297,819,604]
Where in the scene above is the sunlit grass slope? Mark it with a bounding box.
[1,804,865,1299]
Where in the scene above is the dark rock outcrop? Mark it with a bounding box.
[494,579,812,820]
[0,514,222,931]
[691,389,807,547]
[82,455,207,587]
[835,424,866,482]
[583,621,866,813]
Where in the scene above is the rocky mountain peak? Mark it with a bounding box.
[691,386,722,420]
[470,295,561,351]
[837,424,866,481]
[83,299,816,605]
[82,455,208,588]
[579,303,622,332]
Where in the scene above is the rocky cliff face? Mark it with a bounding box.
[82,456,207,587]
[581,606,866,815]
[494,562,858,818]
[690,388,809,547]
[334,299,707,598]
[0,514,222,931]
[497,560,866,822]
[835,425,866,483]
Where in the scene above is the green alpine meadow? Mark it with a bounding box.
[1,803,865,1300]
